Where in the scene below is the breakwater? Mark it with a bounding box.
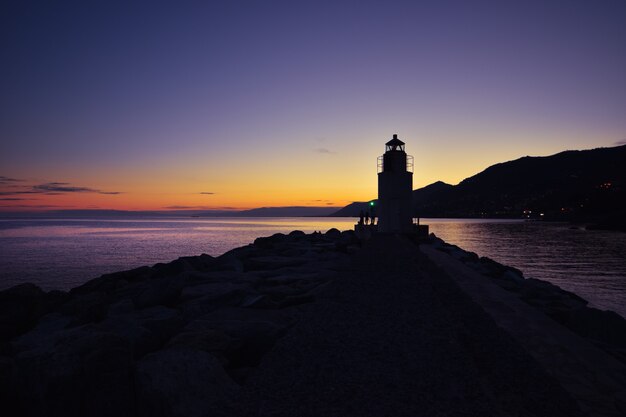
[426,236,626,364]
[1,230,625,416]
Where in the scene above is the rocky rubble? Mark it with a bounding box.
[429,234,626,364]
[0,229,356,417]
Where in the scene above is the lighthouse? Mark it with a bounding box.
[377,134,414,233]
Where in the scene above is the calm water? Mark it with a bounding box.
[0,217,624,317]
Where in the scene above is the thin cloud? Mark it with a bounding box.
[3,181,125,195]
[0,176,23,184]
[0,197,35,201]
[314,148,336,154]
[0,204,70,208]
[1,178,120,197]
[33,182,99,193]
[614,139,626,146]
[0,190,39,196]
[199,192,215,195]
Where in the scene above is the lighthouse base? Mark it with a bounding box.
[415,224,429,239]
[354,223,429,242]
[354,224,377,240]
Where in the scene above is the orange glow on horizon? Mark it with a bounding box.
[1,133,619,212]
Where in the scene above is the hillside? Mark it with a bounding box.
[329,202,373,217]
[328,181,454,217]
[225,206,338,217]
[331,144,626,226]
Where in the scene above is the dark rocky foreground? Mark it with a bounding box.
[0,230,625,416]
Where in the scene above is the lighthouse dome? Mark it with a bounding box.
[385,134,405,151]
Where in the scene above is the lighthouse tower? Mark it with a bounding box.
[377,134,414,233]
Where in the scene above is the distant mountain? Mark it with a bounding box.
[328,182,454,217]
[0,206,339,218]
[197,206,338,217]
[331,144,626,226]
[411,181,454,216]
[328,202,374,217]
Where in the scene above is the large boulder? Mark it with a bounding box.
[212,253,244,273]
[12,325,134,417]
[184,308,294,370]
[11,313,72,354]
[135,306,184,345]
[151,254,215,278]
[98,314,159,359]
[99,305,184,358]
[253,233,287,249]
[0,355,17,414]
[180,282,249,302]
[0,283,47,341]
[60,291,110,325]
[136,348,238,417]
[178,270,253,285]
[132,277,184,309]
[244,256,310,271]
[178,283,253,320]
[167,329,233,354]
[70,266,152,295]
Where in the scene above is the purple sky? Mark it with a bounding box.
[1,0,625,209]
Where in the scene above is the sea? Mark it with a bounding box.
[1,217,625,318]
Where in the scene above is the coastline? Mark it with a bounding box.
[1,230,625,416]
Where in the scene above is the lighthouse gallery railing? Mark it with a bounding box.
[377,155,414,173]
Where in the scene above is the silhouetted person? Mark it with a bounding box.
[371,207,376,225]
[365,211,370,225]
[359,210,364,225]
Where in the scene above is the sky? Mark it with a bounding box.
[1,0,625,211]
